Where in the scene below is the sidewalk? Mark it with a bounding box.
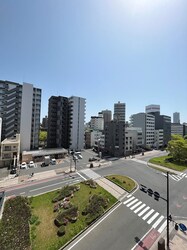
[150,220,187,250]
[147,162,181,175]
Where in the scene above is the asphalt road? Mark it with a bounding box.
[3,149,187,250]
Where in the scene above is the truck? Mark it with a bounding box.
[44,156,50,166]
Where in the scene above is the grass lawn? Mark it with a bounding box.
[30,182,117,250]
[149,155,187,172]
[106,175,136,192]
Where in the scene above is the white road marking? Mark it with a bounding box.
[126,198,138,207]
[123,196,135,204]
[67,203,122,250]
[138,206,150,217]
[77,171,87,180]
[127,194,132,198]
[130,201,142,211]
[142,209,154,220]
[134,203,146,214]
[29,179,79,192]
[152,215,164,229]
[147,212,159,224]
[20,192,25,195]
[158,220,167,233]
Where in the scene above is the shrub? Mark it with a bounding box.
[52,185,80,202]
[57,225,66,236]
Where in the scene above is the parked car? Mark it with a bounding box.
[29,161,35,168]
[50,159,56,165]
[41,162,46,167]
[20,162,28,169]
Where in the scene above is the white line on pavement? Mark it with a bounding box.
[67,202,122,250]
[147,212,159,224]
[138,206,150,217]
[29,179,79,192]
[142,209,154,221]
[152,215,164,229]
[77,171,87,180]
[134,203,146,214]
[130,201,142,211]
[123,196,135,204]
[20,192,25,195]
[126,198,138,207]
[158,220,167,233]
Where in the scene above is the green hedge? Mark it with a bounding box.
[0,196,31,250]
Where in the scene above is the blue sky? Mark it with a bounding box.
[0,0,186,123]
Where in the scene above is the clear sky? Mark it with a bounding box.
[0,0,186,123]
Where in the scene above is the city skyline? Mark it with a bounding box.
[0,0,186,123]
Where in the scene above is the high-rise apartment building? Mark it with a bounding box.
[69,96,86,150]
[113,101,126,122]
[104,120,126,157]
[0,80,41,151]
[47,95,86,151]
[99,110,112,126]
[47,96,69,148]
[173,112,180,123]
[42,115,48,131]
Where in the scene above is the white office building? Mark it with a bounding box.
[125,127,143,154]
[154,129,164,149]
[69,96,86,150]
[0,80,41,152]
[171,123,183,136]
[145,104,160,114]
[173,112,180,124]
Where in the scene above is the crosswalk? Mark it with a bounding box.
[162,172,187,182]
[80,168,101,180]
[123,195,167,233]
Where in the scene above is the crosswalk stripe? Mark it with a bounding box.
[138,206,150,217]
[127,194,132,198]
[181,173,186,178]
[134,204,146,214]
[147,212,159,224]
[179,172,183,176]
[170,175,180,181]
[130,201,142,210]
[158,220,167,233]
[174,176,182,181]
[152,215,164,229]
[123,196,135,204]
[126,198,138,207]
[142,209,154,220]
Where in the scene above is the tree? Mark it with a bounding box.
[167,135,187,162]
[39,131,47,141]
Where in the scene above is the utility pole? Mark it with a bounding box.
[167,171,170,248]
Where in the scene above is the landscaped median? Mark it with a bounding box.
[149,155,187,172]
[106,175,136,192]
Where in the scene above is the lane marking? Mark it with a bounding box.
[142,209,154,221]
[147,212,159,224]
[123,196,135,204]
[152,215,164,229]
[158,220,167,233]
[126,198,138,208]
[67,202,122,250]
[130,201,142,211]
[134,203,146,214]
[138,206,150,217]
[127,194,132,198]
[77,171,87,180]
[29,179,80,192]
[20,192,25,195]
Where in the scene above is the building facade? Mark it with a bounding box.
[0,80,41,152]
[130,113,155,148]
[69,96,86,150]
[125,127,143,155]
[47,96,69,148]
[171,123,183,136]
[90,113,104,131]
[173,112,180,124]
[154,129,164,149]
[99,110,112,127]
[154,114,171,146]
[145,104,160,115]
[104,120,126,157]
[113,101,126,122]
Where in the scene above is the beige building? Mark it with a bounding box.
[0,134,20,168]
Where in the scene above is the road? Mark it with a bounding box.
[3,149,187,250]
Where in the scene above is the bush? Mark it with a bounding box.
[52,185,80,202]
[57,225,66,236]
